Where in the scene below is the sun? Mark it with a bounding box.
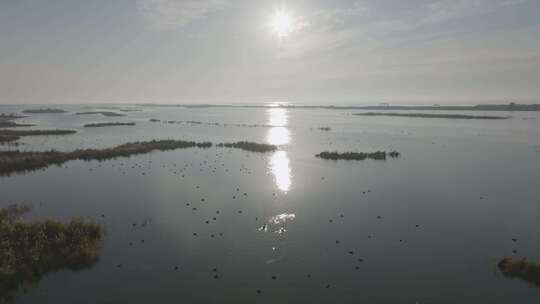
[270,9,293,38]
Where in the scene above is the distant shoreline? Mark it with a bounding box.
[354,112,509,119]
[2,103,540,112]
[138,103,540,112]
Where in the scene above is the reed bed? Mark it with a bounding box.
[22,108,67,114]
[0,140,212,176]
[315,151,400,161]
[498,257,540,287]
[217,142,278,153]
[0,204,103,302]
[75,111,126,117]
[83,122,136,128]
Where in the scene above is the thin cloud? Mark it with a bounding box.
[138,0,229,30]
[275,2,370,58]
[276,0,530,58]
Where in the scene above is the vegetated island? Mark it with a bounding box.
[89,106,140,112]
[0,139,212,176]
[498,257,540,287]
[217,142,278,153]
[0,114,25,120]
[0,129,76,144]
[83,122,136,128]
[354,112,509,120]
[75,111,126,117]
[0,139,279,176]
[0,121,34,128]
[0,114,34,128]
[0,204,103,303]
[22,108,67,114]
[149,118,274,128]
[316,151,400,161]
[0,135,20,144]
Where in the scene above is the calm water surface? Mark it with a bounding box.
[1,104,540,303]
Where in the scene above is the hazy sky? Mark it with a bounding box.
[1,0,539,105]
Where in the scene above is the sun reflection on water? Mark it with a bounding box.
[266,127,290,146]
[268,108,288,127]
[266,108,293,193]
[269,151,291,192]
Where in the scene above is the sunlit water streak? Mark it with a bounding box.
[269,151,291,192]
[267,108,288,127]
[260,213,296,235]
[266,108,292,192]
[269,213,296,224]
[266,127,290,146]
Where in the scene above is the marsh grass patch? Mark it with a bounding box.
[0,204,104,303]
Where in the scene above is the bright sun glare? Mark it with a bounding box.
[270,9,293,38]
